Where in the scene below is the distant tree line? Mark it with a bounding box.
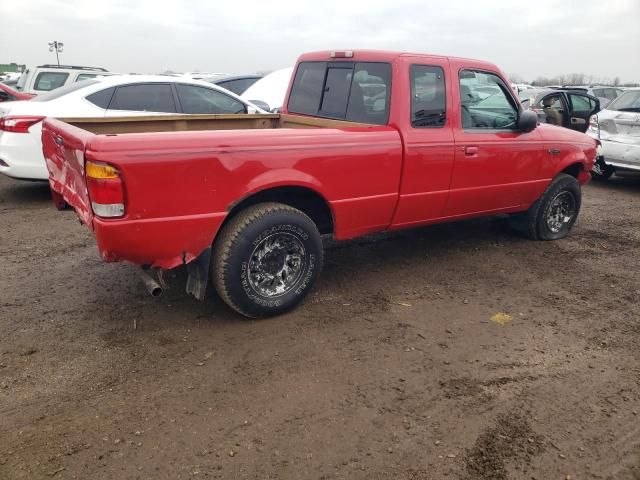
[508,72,639,87]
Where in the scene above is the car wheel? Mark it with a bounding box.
[212,202,323,318]
[526,173,581,240]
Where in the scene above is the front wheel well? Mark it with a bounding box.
[561,162,584,179]
[221,186,334,235]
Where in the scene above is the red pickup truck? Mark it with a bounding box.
[42,50,596,318]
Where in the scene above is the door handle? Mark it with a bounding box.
[571,117,586,125]
[464,146,479,156]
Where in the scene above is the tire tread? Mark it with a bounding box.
[212,202,313,318]
[526,173,580,241]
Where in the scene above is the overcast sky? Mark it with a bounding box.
[2,0,639,82]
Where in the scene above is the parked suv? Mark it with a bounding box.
[16,65,113,94]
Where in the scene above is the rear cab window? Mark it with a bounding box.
[410,65,446,127]
[287,61,391,125]
[34,72,69,91]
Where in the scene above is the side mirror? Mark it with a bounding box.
[518,109,538,133]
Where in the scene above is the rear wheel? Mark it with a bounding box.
[525,173,581,240]
[212,202,323,318]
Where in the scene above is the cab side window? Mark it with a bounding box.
[459,70,518,130]
[410,65,446,127]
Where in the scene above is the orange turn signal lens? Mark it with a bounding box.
[85,161,120,179]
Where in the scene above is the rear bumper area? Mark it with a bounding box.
[0,127,49,180]
[93,212,227,270]
[600,139,640,171]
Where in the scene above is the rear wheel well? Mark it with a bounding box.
[561,162,584,179]
[221,187,334,235]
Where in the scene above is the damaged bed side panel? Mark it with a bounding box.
[92,212,226,270]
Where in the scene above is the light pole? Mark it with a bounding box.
[48,41,64,66]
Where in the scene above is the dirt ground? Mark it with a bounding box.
[1,173,639,480]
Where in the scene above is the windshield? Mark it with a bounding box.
[31,79,100,102]
[518,89,544,103]
[606,90,640,112]
[593,87,623,100]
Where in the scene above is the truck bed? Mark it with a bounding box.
[42,114,403,269]
[60,113,372,135]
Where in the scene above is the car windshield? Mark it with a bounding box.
[475,90,509,108]
[606,90,640,112]
[30,79,100,102]
[518,89,544,102]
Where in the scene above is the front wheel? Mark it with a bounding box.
[525,173,581,240]
[212,203,323,318]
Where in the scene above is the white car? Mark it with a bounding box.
[0,75,266,180]
[587,87,640,180]
[241,67,294,112]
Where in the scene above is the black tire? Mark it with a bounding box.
[525,173,581,240]
[212,202,323,318]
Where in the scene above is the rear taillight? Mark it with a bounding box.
[0,116,45,133]
[85,161,125,218]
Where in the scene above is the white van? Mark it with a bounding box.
[16,64,113,94]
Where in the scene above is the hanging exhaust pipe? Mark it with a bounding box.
[137,268,163,297]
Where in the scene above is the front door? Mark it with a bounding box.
[391,60,456,227]
[566,93,599,133]
[446,65,545,217]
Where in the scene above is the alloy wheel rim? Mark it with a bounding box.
[247,232,306,298]
[546,191,576,233]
